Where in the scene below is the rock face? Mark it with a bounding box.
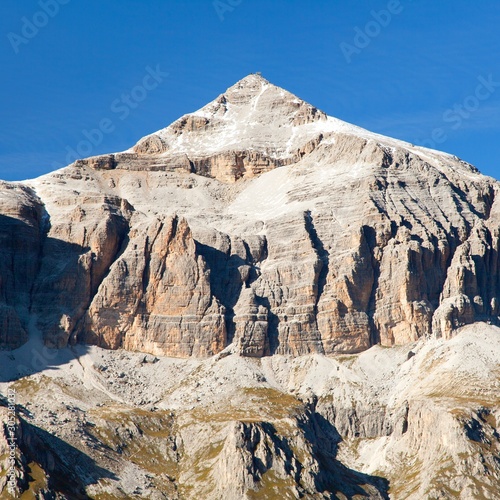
[0,184,44,349]
[0,73,499,358]
[80,215,227,357]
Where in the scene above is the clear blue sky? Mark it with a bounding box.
[1,0,499,181]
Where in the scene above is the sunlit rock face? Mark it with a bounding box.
[1,73,499,356]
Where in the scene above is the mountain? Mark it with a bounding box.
[1,74,500,499]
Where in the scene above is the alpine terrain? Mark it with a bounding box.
[1,74,500,499]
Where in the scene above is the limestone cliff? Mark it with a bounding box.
[0,73,499,358]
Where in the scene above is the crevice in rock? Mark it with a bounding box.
[484,184,497,222]
[28,199,51,316]
[304,210,329,334]
[401,402,409,434]
[255,294,279,355]
[194,237,250,346]
[260,235,269,263]
[141,220,164,296]
[362,225,382,346]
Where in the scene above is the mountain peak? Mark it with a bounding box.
[230,72,270,88]
[218,73,316,116]
[128,75,479,184]
[132,73,335,162]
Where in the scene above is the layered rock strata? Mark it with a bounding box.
[0,74,498,357]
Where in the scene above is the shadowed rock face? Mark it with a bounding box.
[1,74,500,356]
[0,184,44,349]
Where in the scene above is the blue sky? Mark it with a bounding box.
[1,0,499,181]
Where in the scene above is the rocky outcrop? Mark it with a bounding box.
[188,150,288,183]
[30,194,130,348]
[233,288,269,357]
[0,183,44,349]
[193,415,388,499]
[79,216,227,357]
[0,74,499,357]
[377,399,500,499]
[433,193,500,338]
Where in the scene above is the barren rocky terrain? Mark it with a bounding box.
[1,74,499,498]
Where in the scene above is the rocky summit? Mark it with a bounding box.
[1,74,500,499]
